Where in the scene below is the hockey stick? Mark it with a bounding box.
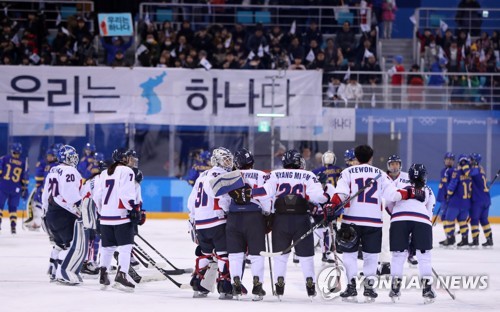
[265,234,276,296]
[488,169,500,188]
[432,201,447,227]
[136,234,193,274]
[432,267,456,300]
[132,247,189,276]
[261,173,382,257]
[132,244,191,289]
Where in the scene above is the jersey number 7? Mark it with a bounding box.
[354,178,378,204]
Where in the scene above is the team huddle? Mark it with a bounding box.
[0,142,493,302]
[187,145,437,303]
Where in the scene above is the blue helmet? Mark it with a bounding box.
[94,152,105,162]
[200,150,211,162]
[344,149,355,163]
[58,145,79,167]
[11,142,22,154]
[84,143,96,153]
[458,154,470,165]
[444,152,455,160]
[470,153,482,164]
[234,148,254,169]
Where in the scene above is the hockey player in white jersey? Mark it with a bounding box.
[188,147,234,299]
[325,145,425,302]
[218,148,269,300]
[252,149,330,299]
[379,154,411,275]
[93,148,140,292]
[42,145,84,285]
[388,164,436,303]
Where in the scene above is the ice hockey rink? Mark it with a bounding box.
[1,219,498,312]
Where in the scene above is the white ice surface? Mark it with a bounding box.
[1,220,499,312]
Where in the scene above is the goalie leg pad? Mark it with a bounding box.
[60,220,88,281]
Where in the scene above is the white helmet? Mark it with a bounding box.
[322,151,336,166]
[210,147,234,171]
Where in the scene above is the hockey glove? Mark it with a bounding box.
[264,213,274,234]
[398,186,426,202]
[139,210,146,225]
[21,187,29,200]
[323,194,343,221]
[228,186,252,205]
[128,200,142,225]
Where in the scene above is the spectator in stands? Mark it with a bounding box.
[340,76,364,108]
[301,146,313,170]
[491,31,499,51]
[268,26,284,45]
[101,36,134,66]
[177,20,195,44]
[222,52,240,69]
[356,38,376,67]
[416,28,435,54]
[324,38,344,71]
[193,27,214,57]
[232,23,247,45]
[73,35,97,66]
[445,41,463,72]
[424,38,439,71]
[52,28,70,55]
[25,11,47,50]
[84,56,97,66]
[246,24,268,54]
[437,29,454,51]
[381,0,397,39]
[388,55,404,108]
[242,55,264,69]
[17,33,38,64]
[301,20,323,48]
[326,76,345,107]
[0,38,15,63]
[72,16,92,45]
[212,43,226,68]
[111,50,130,67]
[427,57,447,108]
[174,35,191,57]
[407,64,425,108]
[289,58,306,70]
[455,0,482,36]
[288,36,305,66]
[335,21,356,59]
[307,50,326,70]
[361,54,382,107]
[2,55,12,65]
[55,51,71,66]
[457,29,468,48]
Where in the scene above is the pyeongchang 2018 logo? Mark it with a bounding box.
[317,265,489,300]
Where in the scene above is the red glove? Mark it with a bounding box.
[398,186,425,202]
[323,194,343,221]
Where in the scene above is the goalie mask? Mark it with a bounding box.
[387,154,402,174]
[322,151,336,166]
[211,147,234,171]
[408,163,427,189]
[58,145,79,167]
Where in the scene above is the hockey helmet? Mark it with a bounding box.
[387,154,402,174]
[200,150,211,162]
[336,225,358,250]
[11,142,22,155]
[322,151,337,166]
[210,147,234,171]
[458,154,470,166]
[112,148,129,164]
[470,153,482,164]
[125,149,139,168]
[58,145,79,167]
[84,142,96,153]
[408,163,427,189]
[444,152,455,160]
[282,149,302,169]
[234,148,254,169]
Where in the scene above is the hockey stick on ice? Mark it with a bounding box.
[432,267,456,300]
[261,173,382,257]
[132,244,191,289]
[132,246,189,276]
[136,234,193,274]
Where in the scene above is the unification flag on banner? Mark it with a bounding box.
[98,13,134,37]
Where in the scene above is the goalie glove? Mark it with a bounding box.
[228,186,252,205]
[398,186,426,202]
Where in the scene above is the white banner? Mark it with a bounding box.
[0,66,323,129]
[279,108,356,141]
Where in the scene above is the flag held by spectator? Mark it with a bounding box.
[200,57,212,70]
[290,20,296,35]
[438,47,448,64]
[258,44,264,57]
[29,53,40,64]
[136,44,148,56]
[247,51,255,60]
[466,32,471,47]
[439,19,448,32]
[56,12,62,26]
[224,37,231,49]
[371,93,376,107]
[170,49,177,58]
[409,12,416,25]
[144,12,151,25]
[364,49,374,59]
[343,66,351,81]
[306,49,315,63]
[61,27,70,36]
[479,49,486,62]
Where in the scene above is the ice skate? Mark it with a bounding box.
[113,270,135,292]
[482,235,493,248]
[251,276,266,301]
[340,278,358,302]
[99,267,110,290]
[363,279,378,303]
[470,237,479,248]
[377,262,391,275]
[407,255,418,266]
[292,253,299,264]
[440,236,455,248]
[389,278,401,302]
[232,276,243,299]
[457,234,469,249]
[81,261,99,276]
[306,277,316,300]
[422,278,436,304]
[275,276,285,301]
[322,252,335,264]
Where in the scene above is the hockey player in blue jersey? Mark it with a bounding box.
[25,144,62,230]
[184,150,212,186]
[469,153,493,247]
[437,152,455,246]
[77,143,96,181]
[442,154,472,247]
[312,151,342,187]
[0,142,29,234]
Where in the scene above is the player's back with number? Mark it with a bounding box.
[0,154,28,192]
[93,165,136,225]
[42,165,82,215]
[187,166,227,229]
